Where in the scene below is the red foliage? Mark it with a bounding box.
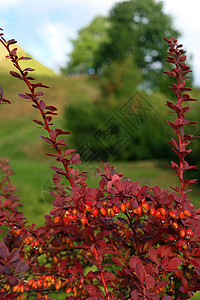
[0,30,199,299]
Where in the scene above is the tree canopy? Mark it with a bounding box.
[62,0,180,89]
[61,16,110,75]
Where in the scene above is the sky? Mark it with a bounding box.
[0,0,200,86]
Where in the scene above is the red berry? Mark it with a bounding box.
[150,208,156,216]
[156,209,161,218]
[186,229,193,237]
[126,201,132,210]
[92,207,98,217]
[113,205,119,214]
[137,206,142,215]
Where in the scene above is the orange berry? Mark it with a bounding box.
[142,202,149,211]
[85,204,91,212]
[53,216,60,224]
[110,208,115,217]
[179,211,185,219]
[160,207,167,216]
[66,287,72,294]
[121,203,126,213]
[53,256,58,264]
[13,285,18,292]
[184,209,191,217]
[172,222,179,229]
[169,211,176,219]
[100,207,107,216]
[180,229,186,238]
[38,246,43,253]
[81,216,88,225]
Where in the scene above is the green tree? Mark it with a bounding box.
[61,16,110,75]
[94,0,180,90]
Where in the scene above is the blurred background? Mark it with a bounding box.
[0,0,200,227]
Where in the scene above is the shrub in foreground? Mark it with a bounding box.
[0,29,200,299]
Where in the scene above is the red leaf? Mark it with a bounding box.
[145,275,155,290]
[10,71,21,79]
[0,244,9,261]
[135,262,145,285]
[23,67,35,72]
[40,100,46,111]
[19,93,32,99]
[153,281,169,291]
[18,56,31,60]
[33,119,44,126]
[41,136,54,145]
[131,290,138,299]
[87,284,101,296]
[15,261,29,273]
[166,257,182,271]
[149,248,157,263]
[111,256,123,266]
[63,149,76,156]
[10,249,20,265]
[129,255,143,270]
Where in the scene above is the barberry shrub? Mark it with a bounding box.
[0,29,200,300]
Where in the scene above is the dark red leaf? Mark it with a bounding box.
[145,275,155,290]
[10,71,21,79]
[15,261,29,273]
[131,290,138,299]
[149,248,157,263]
[33,119,44,126]
[166,257,182,271]
[135,262,145,285]
[41,136,54,145]
[18,56,32,60]
[40,100,46,111]
[10,249,20,265]
[19,93,32,99]
[0,244,9,260]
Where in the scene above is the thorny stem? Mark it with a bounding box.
[0,38,75,188]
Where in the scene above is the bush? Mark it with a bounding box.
[0,30,200,299]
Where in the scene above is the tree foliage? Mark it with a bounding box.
[95,0,180,89]
[61,16,110,75]
[62,0,180,90]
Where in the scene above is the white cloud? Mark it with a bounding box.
[38,21,76,71]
